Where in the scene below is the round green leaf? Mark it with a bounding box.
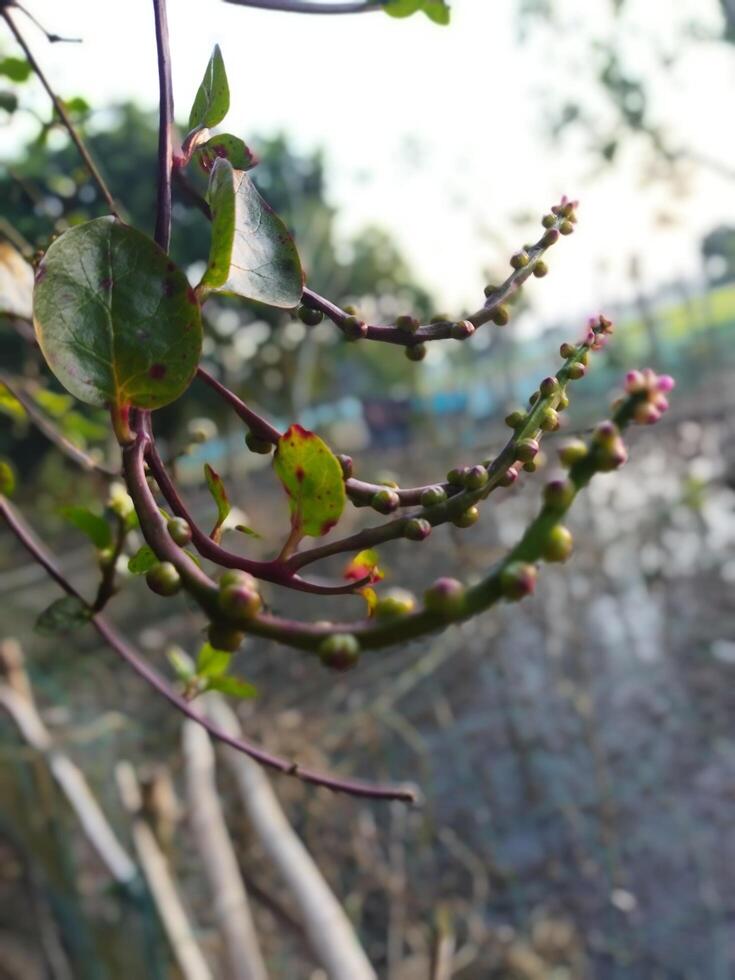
[273,424,346,539]
[33,217,202,410]
[202,158,303,308]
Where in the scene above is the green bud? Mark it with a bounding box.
[430,313,452,324]
[167,517,193,547]
[483,284,499,297]
[245,431,274,455]
[559,220,574,235]
[543,478,575,508]
[541,213,556,228]
[207,624,245,653]
[558,439,588,467]
[451,319,475,340]
[500,562,537,601]
[541,229,560,248]
[319,633,360,672]
[396,314,420,333]
[371,489,400,514]
[522,460,538,473]
[374,588,416,620]
[463,465,489,491]
[533,260,548,278]
[298,305,324,326]
[505,410,526,429]
[557,392,570,411]
[219,569,257,590]
[447,467,468,486]
[453,505,480,528]
[219,584,262,620]
[567,362,586,381]
[424,577,466,617]
[559,342,575,359]
[404,517,432,541]
[405,343,427,362]
[510,251,529,270]
[491,305,510,326]
[343,315,368,340]
[539,376,559,397]
[528,391,540,406]
[146,562,182,597]
[542,525,573,563]
[516,438,540,463]
[539,407,560,432]
[420,485,447,508]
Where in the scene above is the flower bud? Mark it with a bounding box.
[146,562,182,597]
[404,517,432,541]
[374,588,416,619]
[343,315,368,340]
[559,342,575,359]
[500,562,537,601]
[557,392,570,411]
[543,477,575,508]
[593,420,619,447]
[371,489,400,514]
[452,505,480,528]
[447,467,468,486]
[510,250,530,270]
[522,460,538,473]
[539,376,559,397]
[207,624,245,653]
[559,220,574,235]
[405,343,427,362]
[541,228,560,248]
[245,431,273,455]
[396,313,420,333]
[219,583,262,620]
[424,577,466,617]
[505,410,526,429]
[167,517,192,547]
[463,465,489,491]
[542,525,573,563]
[499,465,519,488]
[219,569,257,590]
[539,407,560,431]
[483,283,499,297]
[516,438,539,463]
[541,213,556,228]
[319,633,360,672]
[108,482,135,520]
[451,319,475,340]
[596,436,628,472]
[420,485,447,508]
[491,305,510,326]
[533,260,549,278]
[558,439,588,467]
[298,305,323,326]
[567,362,586,380]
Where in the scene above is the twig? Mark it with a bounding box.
[151,0,174,251]
[0,6,118,216]
[182,720,268,980]
[115,760,214,980]
[0,496,417,801]
[205,694,378,980]
[223,0,383,13]
[0,639,138,887]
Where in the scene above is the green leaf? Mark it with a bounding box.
[0,57,32,83]
[383,0,450,22]
[127,545,158,575]
[0,240,34,319]
[202,158,303,307]
[0,92,18,115]
[196,134,257,174]
[34,388,74,418]
[196,642,231,678]
[0,459,16,496]
[204,463,230,543]
[35,596,91,636]
[33,217,202,410]
[61,506,112,550]
[188,44,229,131]
[273,424,345,539]
[207,674,257,699]
[167,647,194,682]
[234,524,262,540]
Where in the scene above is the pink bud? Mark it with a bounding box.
[656,374,675,393]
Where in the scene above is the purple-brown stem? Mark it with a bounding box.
[223,0,384,13]
[152,0,174,251]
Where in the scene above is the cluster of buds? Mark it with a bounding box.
[622,368,675,425]
[584,313,614,351]
[542,195,578,240]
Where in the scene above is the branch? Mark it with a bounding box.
[0,371,119,477]
[223,0,384,13]
[0,495,416,801]
[152,0,174,251]
[0,6,119,216]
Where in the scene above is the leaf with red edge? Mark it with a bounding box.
[204,463,231,543]
[196,134,257,174]
[273,424,345,541]
[344,548,384,584]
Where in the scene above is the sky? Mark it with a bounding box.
[2,0,735,331]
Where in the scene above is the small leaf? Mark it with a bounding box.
[383,0,421,16]
[207,674,257,699]
[204,463,230,543]
[234,524,262,540]
[0,383,26,421]
[167,647,194,682]
[202,158,303,307]
[34,388,74,418]
[196,134,257,174]
[188,44,229,131]
[344,548,384,584]
[0,240,34,319]
[0,57,32,83]
[423,0,451,24]
[0,92,19,114]
[33,217,202,411]
[273,424,345,540]
[0,459,16,496]
[61,506,112,550]
[196,642,231,678]
[127,545,158,575]
[383,0,450,22]
[35,596,91,636]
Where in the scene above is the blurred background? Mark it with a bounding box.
[2,0,735,977]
